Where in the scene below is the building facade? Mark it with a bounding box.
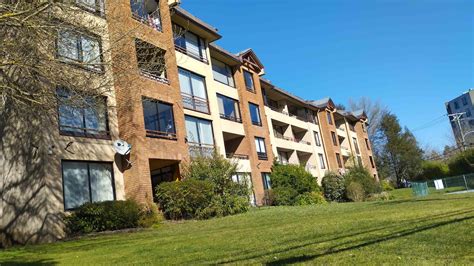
[446,89,474,147]
[1,0,378,246]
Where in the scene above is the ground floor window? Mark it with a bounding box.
[62,161,115,210]
[261,172,271,190]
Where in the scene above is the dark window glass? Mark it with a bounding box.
[331,131,338,146]
[255,137,267,160]
[142,98,176,139]
[369,156,375,168]
[249,103,262,126]
[314,131,321,146]
[57,88,109,138]
[318,153,326,169]
[212,59,235,87]
[244,70,254,91]
[261,173,271,190]
[217,94,241,122]
[135,39,168,83]
[327,111,333,125]
[62,161,115,210]
[353,137,360,154]
[365,138,371,150]
[179,68,209,113]
[336,153,342,168]
[173,24,207,62]
[57,29,102,71]
[130,0,162,31]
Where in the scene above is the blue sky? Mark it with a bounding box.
[181,0,474,151]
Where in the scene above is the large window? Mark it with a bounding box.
[244,70,255,92]
[62,161,115,210]
[179,68,208,113]
[255,137,268,160]
[314,131,321,146]
[142,98,176,139]
[217,94,241,122]
[327,111,333,125]
[174,25,207,63]
[185,116,214,157]
[249,103,262,126]
[318,153,326,169]
[57,88,109,138]
[212,59,234,87]
[352,137,360,154]
[76,0,105,16]
[57,29,102,72]
[331,131,338,146]
[336,153,343,168]
[261,173,271,190]
[130,0,162,31]
[135,39,168,83]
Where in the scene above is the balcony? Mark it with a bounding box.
[181,92,209,114]
[146,129,177,140]
[226,153,249,160]
[132,12,162,32]
[220,113,242,123]
[257,152,268,160]
[175,45,209,64]
[188,142,215,158]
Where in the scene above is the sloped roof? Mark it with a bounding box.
[209,43,241,64]
[308,98,335,109]
[173,7,221,40]
[237,48,264,70]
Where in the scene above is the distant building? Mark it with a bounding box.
[446,89,474,146]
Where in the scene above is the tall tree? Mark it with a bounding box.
[349,97,388,139]
[375,112,423,187]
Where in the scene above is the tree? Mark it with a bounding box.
[375,112,423,187]
[335,103,346,110]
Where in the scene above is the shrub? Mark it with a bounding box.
[321,172,346,202]
[295,191,327,205]
[155,179,214,220]
[269,164,322,206]
[65,200,144,235]
[346,182,365,202]
[381,179,395,191]
[414,160,449,181]
[367,192,393,201]
[344,165,381,197]
[448,149,474,176]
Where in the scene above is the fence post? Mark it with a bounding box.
[463,175,469,191]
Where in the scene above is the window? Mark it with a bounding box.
[357,156,363,166]
[314,131,321,146]
[244,70,255,92]
[135,39,168,83]
[232,172,248,185]
[130,0,162,31]
[336,153,343,168]
[365,138,371,150]
[463,97,468,106]
[454,101,459,109]
[57,29,102,72]
[217,94,241,122]
[352,137,360,154]
[142,98,176,139]
[261,173,271,190]
[278,150,290,164]
[76,0,105,15]
[318,153,326,169]
[249,103,262,126]
[327,111,333,125]
[57,88,109,138]
[174,24,207,63]
[185,116,214,157]
[331,131,338,146]
[179,68,209,113]
[212,59,235,87]
[255,137,268,160]
[369,156,375,168]
[62,161,115,210]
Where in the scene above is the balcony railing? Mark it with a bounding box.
[175,45,208,63]
[132,12,162,32]
[181,92,209,114]
[188,142,215,158]
[257,152,268,160]
[274,132,311,146]
[268,105,317,124]
[146,129,177,140]
[226,153,249,160]
[139,69,169,84]
[220,113,242,123]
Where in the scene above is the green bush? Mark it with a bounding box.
[381,179,395,191]
[65,200,146,235]
[321,172,346,202]
[448,149,474,176]
[155,179,214,220]
[295,191,327,205]
[367,192,393,201]
[346,182,365,202]
[269,164,322,206]
[415,160,449,181]
[343,165,381,197]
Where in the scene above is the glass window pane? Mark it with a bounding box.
[130,0,146,18]
[89,163,114,202]
[185,32,200,56]
[58,90,84,132]
[185,116,199,143]
[244,71,254,90]
[58,31,79,61]
[217,95,225,115]
[249,103,261,124]
[198,119,214,145]
[143,100,158,131]
[158,103,175,134]
[81,36,101,66]
[62,161,90,210]
[178,69,192,94]
[190,74,206,99]
[212,60,231,85]
[84,97,107,132]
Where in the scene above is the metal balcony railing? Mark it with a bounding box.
[181,92,210,114]
[226,153,249,160]
[188,143,215,158]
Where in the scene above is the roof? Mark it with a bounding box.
[308,98,336,110]
[173,7,221,40]
[237,48,264,71]
[209,43,241,64]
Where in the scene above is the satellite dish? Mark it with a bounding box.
[114,140,131,155]
[144,0,158,14]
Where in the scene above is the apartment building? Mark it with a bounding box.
[1,0,378,246]
[446,89,474,147]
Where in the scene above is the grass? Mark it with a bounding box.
[1,192,474,265]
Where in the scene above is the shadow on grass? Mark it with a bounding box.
[373,195,474,206]
[266,214,474,265]
[216,207,474,264]
[0,258,58,265]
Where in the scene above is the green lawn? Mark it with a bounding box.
[1,192,474,265]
